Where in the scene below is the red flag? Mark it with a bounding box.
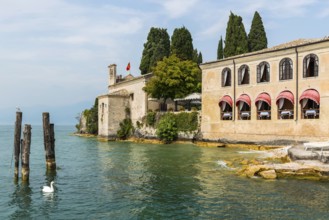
[126,62,130,71]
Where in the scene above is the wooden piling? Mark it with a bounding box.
[43,113,56,170]
[13,111,22,180]
[21,124,31,181]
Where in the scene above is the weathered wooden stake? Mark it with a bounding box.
[21,124,31,181]
[13,111,22,180]
[43,112,56,170]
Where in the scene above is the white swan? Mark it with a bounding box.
[42,181,55,193]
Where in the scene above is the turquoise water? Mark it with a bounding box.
[1,125,329,219]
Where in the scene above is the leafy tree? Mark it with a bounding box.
[143,54,201,104]
[140,27,170,75]
[170,26,194,61]
[86,98,98,134]
[248,11,268,52]
[217,36,224,60]
[224,12,248,57]
[156,113,178,144]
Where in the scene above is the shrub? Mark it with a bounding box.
[175,111,198,132]
[136,120,143,129]
[117,118,134,139]
[146,111,157,127]
[156,113,178,144]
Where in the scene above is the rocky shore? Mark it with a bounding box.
[75,132,329,181]
[237,145,329,180]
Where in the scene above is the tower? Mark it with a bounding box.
[108,64,117,86]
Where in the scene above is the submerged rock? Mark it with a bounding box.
[259,170,277,179]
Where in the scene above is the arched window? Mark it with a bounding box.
[255,93,271,120]
[257,62,270,83]
[279,58,293,80]
[299,89,320,119]
[219,95,233,120]
[238,65,249,85]
[303,54,319,78]
[236,94,251,120]
[221,68,231,87]
[276,90,294,119]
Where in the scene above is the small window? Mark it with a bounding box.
[303,54,319,78]
[221,68,231,87]
[257,62,270,83]
[279,58,293,80]
[238,65,250,85]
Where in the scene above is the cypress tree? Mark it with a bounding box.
[248,11,268,52]
[197,52,203,65]
[192,49,203,64]
[193,49,198,63]
[139,27,170,75]
[217,36,224,60]
[224,12,248,57]
[170,26,194,61]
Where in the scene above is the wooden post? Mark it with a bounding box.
[14,111,22,180]
[21,124,31,181]
[43,113,56,170]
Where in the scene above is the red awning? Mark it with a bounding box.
[299,89,320,104]
[236,94,251,107]
[255,93,271,106]
[219,95,233,107]
[276,90,294,105]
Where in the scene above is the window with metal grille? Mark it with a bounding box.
[238,65,249,85]
[303,54,319,78]
[279,58,293,80]
[257,62,270,83]
[221,68,231,87]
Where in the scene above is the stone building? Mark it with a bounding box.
[97,64,156,138]
[200,37,329,143]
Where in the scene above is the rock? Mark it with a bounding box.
[259,170,277,179]
[243,165,266,178]
[240,159,249,165]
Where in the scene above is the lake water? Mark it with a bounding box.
[1,125,329,219]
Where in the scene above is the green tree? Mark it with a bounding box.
[86,98,98,134]
[224,12,248,57]
[143,54,201,104]
[192,49,203,65]
[248,11,268,52]
[192,49,198,63]
[197,51,203,65]
[217,36,224,60]
[170,26,194,61]
[139,27,170,75]
[156,113,178,144]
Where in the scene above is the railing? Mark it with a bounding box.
[239,111,250,120]
[257,110,271,120]
[278,109,294,119]
[302,108,319,119]
[221,112,232,120]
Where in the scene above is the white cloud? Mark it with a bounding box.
[149,0,200,18]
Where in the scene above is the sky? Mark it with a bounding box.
[0,0,328,125]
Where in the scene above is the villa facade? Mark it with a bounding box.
[97,64,156,138]
[200,37,329,143]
